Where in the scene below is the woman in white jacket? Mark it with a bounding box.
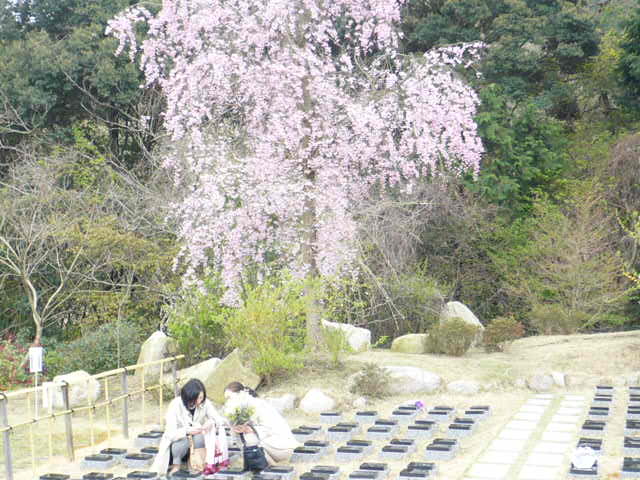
[224,381,298,465]
[152,378,229,476]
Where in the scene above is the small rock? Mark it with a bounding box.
[527,374,554,392]
[265,394,296,413]
[551,371,565,388]
[299,388,336,414]
[390,334,428,354]
[446,380,480,395]
[384,366,441,394]
[353,396,367,409]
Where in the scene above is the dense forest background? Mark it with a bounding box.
[1,0,640,386]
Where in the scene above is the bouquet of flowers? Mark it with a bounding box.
[223,392,256,426]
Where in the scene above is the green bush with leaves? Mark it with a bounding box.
[426,318,479,357]
[321,324,352,368]
[349,362,391,399]
[483,316,525,352]
[0,335,30,390]
[167,275,231,365]
[222,274,312,384]
[47,322,145,376]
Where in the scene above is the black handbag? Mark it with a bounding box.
[240,426,269,472]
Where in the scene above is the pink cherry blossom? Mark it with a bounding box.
[108,0,484,304]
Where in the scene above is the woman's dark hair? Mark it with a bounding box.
[225,381,258,397]
[181,378,207,408]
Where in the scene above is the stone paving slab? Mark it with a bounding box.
[517,465,559,479]
[505,420,538,430]
[532,441,572,454]
[513,412,543,421]
[557,407,584,416]
[488,439,528,452]
[545,422,577,432]
[541,431,575,443]
[524,399,551,406]
[525,452,565,467]
[519,405,546,413]
[565,395,586,401]
[498,429,532,440]
[467,462,511,479]
[479,450,519,464]
[534,394,555,399]
[550,414,580,423]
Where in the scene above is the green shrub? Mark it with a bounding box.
[483,316,525,352]
[167,274,231,365]
[222,274,311,385]
[48,322,145,376]
[0,335,30,390]
[350,362,391,398]
[426,318,479,356]
[322,324,352,369]
[528,304,586,335]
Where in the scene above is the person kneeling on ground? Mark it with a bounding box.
[153,378,229,476]
[223,381,299,465]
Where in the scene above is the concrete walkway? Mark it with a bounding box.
[464,393,587,479]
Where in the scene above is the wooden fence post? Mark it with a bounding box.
[60,382,75,461]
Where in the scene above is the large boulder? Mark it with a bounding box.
[204,349,260,405]
[440,301,484,344]
[173,357,222,393]
[135,331,178,382]
[321,320,370,352]
[390,334,428,354]
[299,389,336,414]
[50,370,101,409]
[383,366,441,395]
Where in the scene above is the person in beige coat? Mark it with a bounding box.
[152,378,228,476]
[223,381,298,465]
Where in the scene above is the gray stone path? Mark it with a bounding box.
[463,393,587,480]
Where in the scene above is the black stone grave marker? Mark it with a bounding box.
[569,461,597,477]
[100,448,127,456]
[40,475,70,480]
[622,457,640,475]
[83,474,114,480]
[406,462,436,473]
[85,454,113,462]
[577,438,602,453]
[398,469,429,479]
[169,470,201,479]
[627,420,640,434]
[359,462,388,472]
[390,439,415,451]
[294,447,322,454]
[374,419,398,428]
[625,437,640,455]
[348,471,378,480]
[398,405,419,412]
[320,412,342,423]
[140,447,158,455]
[310,466,340,477]
[299,473,329,480]
[305,440,330,452]
[127,472,157,479]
